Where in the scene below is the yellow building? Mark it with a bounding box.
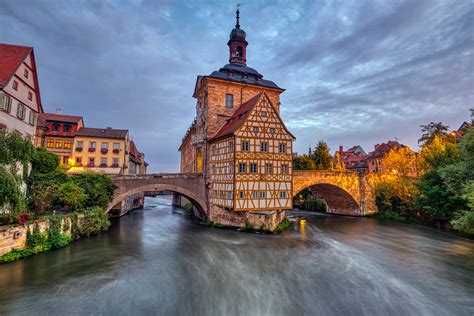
[69,127,130,175]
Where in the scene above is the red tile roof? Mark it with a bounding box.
[367,141,405,160]
[76,127,128,139]
[0,43,32,88]
[38,113,84,127]
[209,93,262,141]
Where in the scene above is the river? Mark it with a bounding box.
[0,196,473,315]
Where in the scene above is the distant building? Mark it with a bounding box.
[336,145,368,173]
[366,141,417,176]
[129,140,148,175]
[36,113,84,166]
[449,121,473,140]
[0,43,43,139]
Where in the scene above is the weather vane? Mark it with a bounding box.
[236,3,240,29]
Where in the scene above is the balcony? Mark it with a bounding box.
[113,148,120,154]
[88,147,96,153]
[101,148,108,154]
[75,147,83,152]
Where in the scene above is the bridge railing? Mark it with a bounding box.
[111,173,204,180]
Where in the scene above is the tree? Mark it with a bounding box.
[418,122,449,146]
[311,140,333,170]
[30,181,59,215]
[417,135,458,174]
[58,181,87,211]
[383,147,416,176]
[71,173,117,209]
[293,154,316,170]
[31,148,60,174]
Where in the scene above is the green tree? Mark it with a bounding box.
[71,173,116,209]
[31,148,60,174]
[58,181,87,211]
[311,140,333,170]
[292,154,316,170]
[30,181,59,215]
[418,122,449,146]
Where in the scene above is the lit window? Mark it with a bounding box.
[260,142,268,152]
[24,69,29,78]
[239,191,244,199]
[260,191,266,199]
[28,91,33,101]
[250,163,258,173]
[238,163,246,173]
[241,141,249,151]
[280,191,287,198]
[46,139,54,148]
[64,140,72,149]
[266,163,273,174]
[225,94,233,108]
[12,81,18,90]
[55,139,62,148]
[252,191,258,199]
[279,143,286,153]
[62,156,69,164]
[281,164,289,174]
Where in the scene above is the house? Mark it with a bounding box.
[336,145,368,173]
[0,43,43,139]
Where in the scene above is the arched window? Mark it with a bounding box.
[236,46,243,57]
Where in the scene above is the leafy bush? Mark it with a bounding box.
[451,211,474,235]
[58,181,87,211]
[302,199,327,212]
[0,248,33,263]
[0,131,35,166]
[31,148,60,174]
[71,173,116,209]
[77,207,110,237]
[0,165,26,213]
[274,217,291,233]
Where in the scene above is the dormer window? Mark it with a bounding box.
[52,123,60,131]
[64,124,72,132]
[225,94,233,108]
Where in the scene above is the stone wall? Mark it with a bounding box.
[0,217,73,256]
[109,192,145,217]
[209,205,285,231]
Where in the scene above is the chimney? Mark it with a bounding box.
[339,146,343,153]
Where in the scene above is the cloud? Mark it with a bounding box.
[0,0,472,171]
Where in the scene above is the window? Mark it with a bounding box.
[371,161,375,166]
[225,94,233,108]
[28,111,35,125]
[1,95,12,112]
[88,157,95,166]
[62,156,69,164]
[281,164,289,174]
[77,141,84,148]
[16,104,26,119]
[52,123,60,131]
[12,80,18,90]
[279,143,286,153]
[211,146,216,156]
[252,191,258,199]
[24,69,29,78]
[239,191,245,199]
[89,141,96,148]
[112,158,119,166]
[280,191,287,198]
[211,165,216,174]
[238,163,246,173]
[253,127,259,133]
[241,141,249,151]
[113,143,120,150]
[236,46,243,57]
[76,157,82,164]
[260,191,266,199]
[260,142,268,152]
[229,164,233,174]
[226,191,233,200]
[260,111,267,117]
[228,141,233,152]
[265,163,273,174]
[101,142,109,150]
[46,139,54,148]
[55,139,62,148]
[101,157,107,165]
[270,128,276,134]
[28,91,33,101]
[64,124,72,132]
[250,163,258,173]
[64,140,72,149]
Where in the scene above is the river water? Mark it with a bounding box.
[0,196,473,315]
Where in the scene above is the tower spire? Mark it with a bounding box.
[236,3,240,29]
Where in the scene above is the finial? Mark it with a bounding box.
[236,3,240,29]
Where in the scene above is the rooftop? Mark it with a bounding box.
[76,127,128,139]
[0,43,32,88]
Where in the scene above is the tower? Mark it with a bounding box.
[227,6,248,65]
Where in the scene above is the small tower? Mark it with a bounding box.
[228,5,248,65]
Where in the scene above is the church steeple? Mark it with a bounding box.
[228,4,248,65]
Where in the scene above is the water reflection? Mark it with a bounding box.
[0,196,473,315]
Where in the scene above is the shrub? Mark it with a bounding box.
[31,148,60,174]
[58,181,87,211]
[71,173,116,209]
[303,199,327,212]
[451,211,474,235]
[274,217,291,233]
[77,207,111,237]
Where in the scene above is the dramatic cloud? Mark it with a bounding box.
[1,0,472,171]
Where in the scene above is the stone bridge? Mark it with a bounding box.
[109,173,207,218]
[293,170,385,216]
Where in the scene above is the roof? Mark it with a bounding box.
[209,92,295,142]
[367,141,406,160]
[0,43,32,88]
[38,113,84,127]
[76,127,128,139]
[209,93,262,141]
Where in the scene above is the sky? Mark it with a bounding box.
[1,0,472,172]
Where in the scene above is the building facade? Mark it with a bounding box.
[0,43,43,139]
[366,141,417,176]
[179,9,295,229]
[36,113,84,166]
[336,145,368,173]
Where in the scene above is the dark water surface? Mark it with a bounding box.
[0,196,473,315]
